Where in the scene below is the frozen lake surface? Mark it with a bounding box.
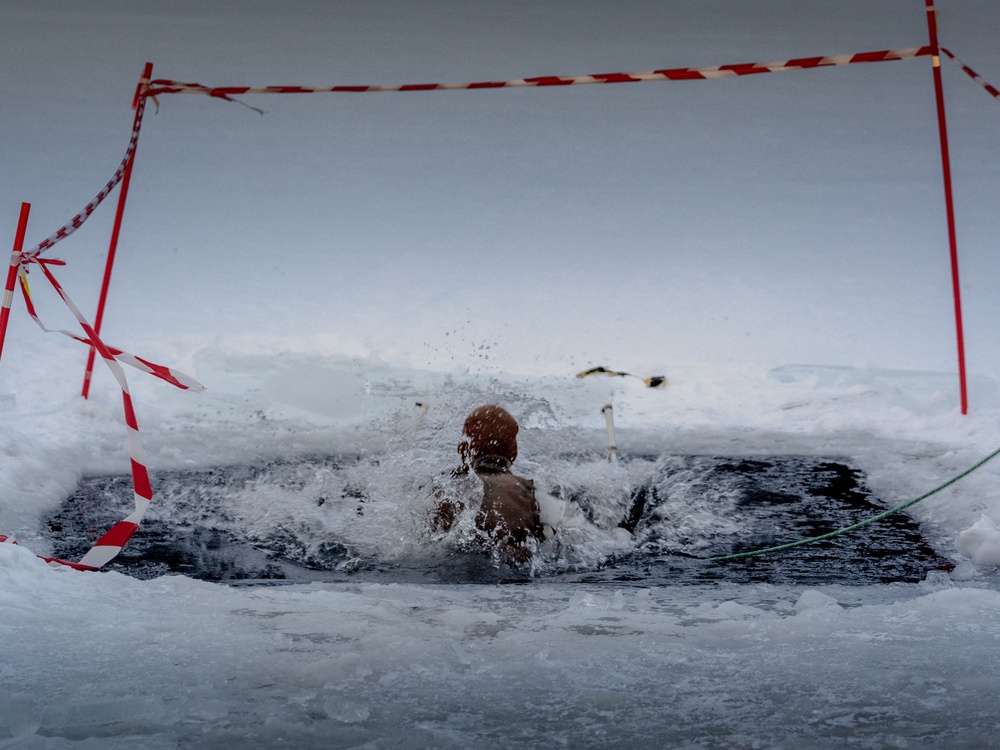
[4,357,1000,748]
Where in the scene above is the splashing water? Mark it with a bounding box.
[49,447,945,586]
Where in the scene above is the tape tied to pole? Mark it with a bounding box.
[10,249,203,570]
[941,47,1000,102]
[143,45,933,101]
[23,91,149,261]
[17,259,204,392]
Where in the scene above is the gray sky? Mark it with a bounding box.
[3,0,999,375]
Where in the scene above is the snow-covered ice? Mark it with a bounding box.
[4,0,1000,747]
[4,536,1000,749]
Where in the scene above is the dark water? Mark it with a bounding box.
[567,456,949,587]
[47,454,948,586]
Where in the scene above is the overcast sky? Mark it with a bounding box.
[3,0,999,376]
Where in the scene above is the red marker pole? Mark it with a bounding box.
[82,62,153,399]
[924,1,968,414]
[0,202,31,366]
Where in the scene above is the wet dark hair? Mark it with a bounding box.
[460,404,519,464]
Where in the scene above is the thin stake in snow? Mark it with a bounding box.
[0,203,30,365]
[924,0,968,414]
[82,62,154,399]
[602,404,618,462]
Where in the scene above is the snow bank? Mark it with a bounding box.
[4,350,1000,744]
[958,515,1000,566]
[4,538,1000,748]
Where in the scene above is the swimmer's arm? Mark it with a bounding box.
[432,500,463,531]
[431,486,464,532]
[536,490,633,540]
[535,491,567,540]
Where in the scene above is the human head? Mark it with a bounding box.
[459,404,519,465]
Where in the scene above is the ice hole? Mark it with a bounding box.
[48,454,947,586]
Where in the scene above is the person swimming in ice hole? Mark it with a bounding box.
[431,404,634,565]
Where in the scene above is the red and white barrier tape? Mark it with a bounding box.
[145,45,932,99]
[1,255,14,321]
[22,75,150,261]
[23,258,179,567]
[18,265,204,392]
[3,251,18,314]
[15,258,202,568]
[0,534,100,571]
[942,47,1000,102]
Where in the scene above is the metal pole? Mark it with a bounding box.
[0,203,31,366]
[924,0,969,414]
[82,62,153,399]
[602,403,618,461]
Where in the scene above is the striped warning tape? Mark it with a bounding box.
[942,47,1000,101]
[17,263,204,392]
[27,259,154,567]
[0,535,100,571]
[17,257,203,568]
[0,253,15,330]
[145,45,932,100]
[22,72,151,260]
[17,44,936,259]
[20,45,932,259]
[0,205,30,363]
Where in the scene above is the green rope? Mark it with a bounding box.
[709,446,1000,563]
